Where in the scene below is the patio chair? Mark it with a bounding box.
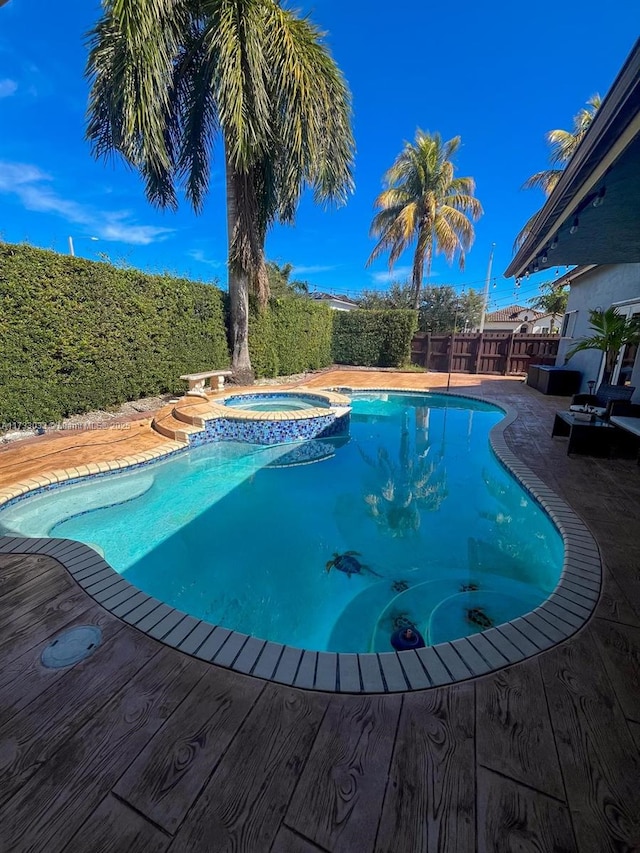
[570,383,635,417]
[607,400,640,418]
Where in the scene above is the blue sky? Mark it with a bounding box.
[0,1,637,313]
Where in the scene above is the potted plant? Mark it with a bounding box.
[565,307,640,386]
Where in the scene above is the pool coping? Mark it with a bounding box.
[0,387,602,693]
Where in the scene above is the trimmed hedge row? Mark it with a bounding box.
[0,243,418,425]
[0,243,229,424]
[332,309,417,367]
[249,296,333,378]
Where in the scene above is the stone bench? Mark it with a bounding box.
[180,369,232,395]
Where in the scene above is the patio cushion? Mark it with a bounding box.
[570,404,606,416]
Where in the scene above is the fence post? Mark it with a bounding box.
[426,333,432,372]
[505,332,516,375]
[474,333,484,374]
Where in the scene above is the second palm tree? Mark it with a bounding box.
[366,131,482,310]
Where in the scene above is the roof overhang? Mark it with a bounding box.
[505,39,640,279]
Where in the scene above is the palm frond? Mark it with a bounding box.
[521,169,563,195]
[521,95,601,194]
[86,0,193,209]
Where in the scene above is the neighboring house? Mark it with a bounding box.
[308,291,359,311]
[480,305,556,333]
[505,38,640,399]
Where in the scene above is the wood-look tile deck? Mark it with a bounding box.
[1,370,640,851]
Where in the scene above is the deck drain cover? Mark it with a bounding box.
[41,626,102,669]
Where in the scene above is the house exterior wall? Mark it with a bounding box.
[533,316,555,333]
[483,316,553,333]
[557,263,640,398]
[328,298,358,311]
[310,296,358,311]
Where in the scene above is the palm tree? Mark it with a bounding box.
[528,281,569,333]
[266,262,309,297]
[366,131,483,310]
[515,95,601,250]
[565,307,640,384]
[86,0,354,383]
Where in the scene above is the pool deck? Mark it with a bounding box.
[1,369,640,851]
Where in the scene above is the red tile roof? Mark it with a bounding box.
[486,304,545,322]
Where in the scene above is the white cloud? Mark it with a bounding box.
[370,266,440,284]
[370,266,412,284]
[100,221,173,245]
[188,249,225,268]
[0,78,17,98]
[0,159,174,246]
[292,264,337,275]
[0,161,48,187]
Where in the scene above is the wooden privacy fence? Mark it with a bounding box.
[411,331,560,375]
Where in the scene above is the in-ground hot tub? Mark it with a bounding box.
[223,392,333,412]
[189,389,352,446]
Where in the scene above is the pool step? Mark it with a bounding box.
[172,402,219,428]
[151,409,203,443]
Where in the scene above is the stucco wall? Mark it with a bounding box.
[557,264,640,397]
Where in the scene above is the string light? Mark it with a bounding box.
[569,216,579,235]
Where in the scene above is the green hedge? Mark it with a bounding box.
[0,243,229,424]
[248,296,333,378]
[332,309,417,367]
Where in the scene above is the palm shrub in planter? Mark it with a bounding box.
[565,307,640,382]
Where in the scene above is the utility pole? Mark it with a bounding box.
[478,243,496,333]
[68,235,98,256]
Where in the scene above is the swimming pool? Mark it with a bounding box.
[0,392,564,655]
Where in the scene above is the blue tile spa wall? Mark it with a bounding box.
[189,412,351,447]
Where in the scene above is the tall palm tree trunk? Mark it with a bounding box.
[411,259,423,311]
[411,243,430,311]
[225,146,254,385]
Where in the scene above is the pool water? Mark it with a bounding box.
[223,393,331,412]
[0,392,564,653]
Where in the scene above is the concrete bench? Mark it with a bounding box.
[180,369,232,395]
